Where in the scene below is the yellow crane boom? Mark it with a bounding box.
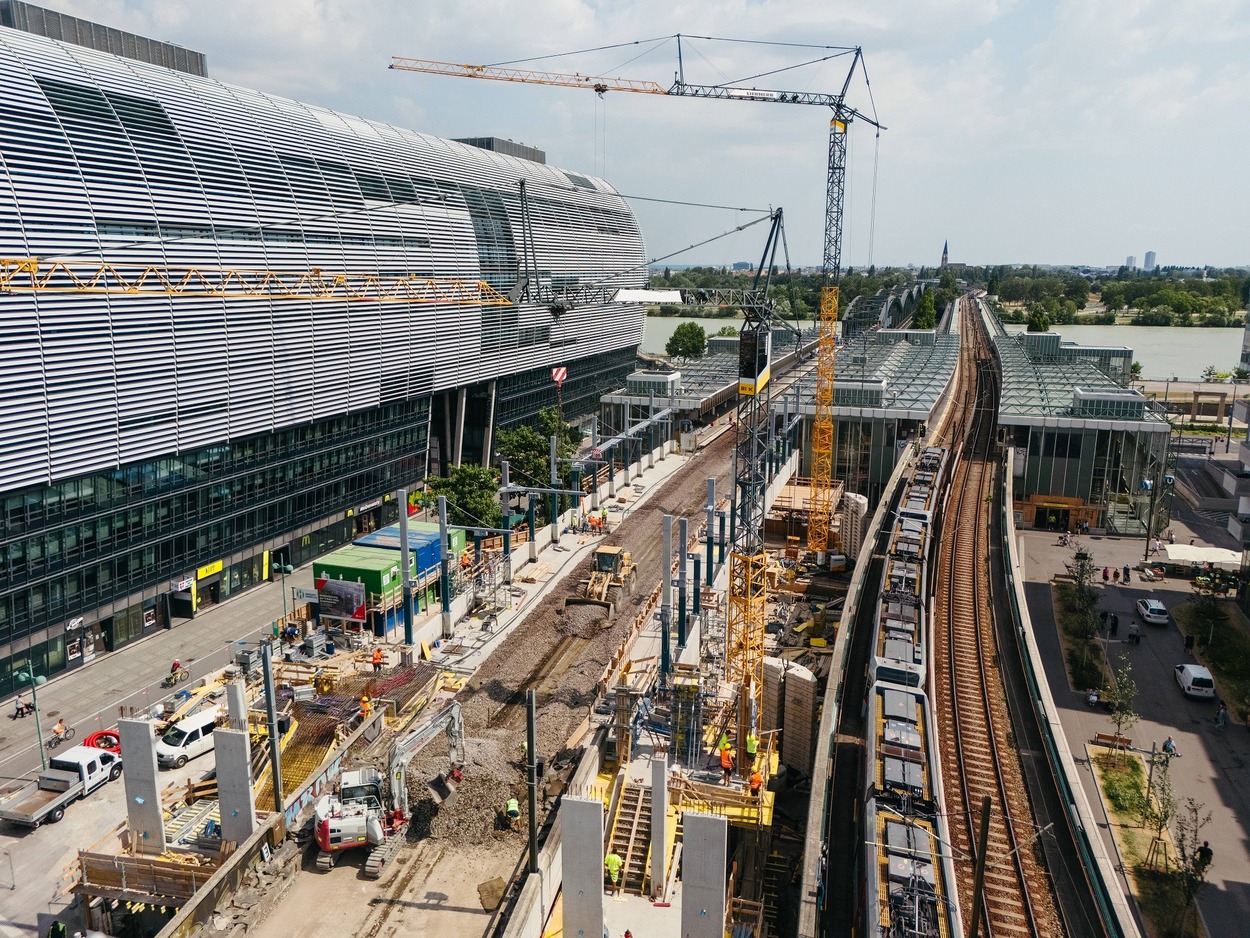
[0,257,512,304]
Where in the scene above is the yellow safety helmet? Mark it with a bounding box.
[361,695,370,702]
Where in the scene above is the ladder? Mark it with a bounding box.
[607,783,652,895]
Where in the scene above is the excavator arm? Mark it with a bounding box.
[386,701,465,814]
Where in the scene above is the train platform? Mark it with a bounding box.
[1016,527,1250,938]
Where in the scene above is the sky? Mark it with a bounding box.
[47,1,1250,269]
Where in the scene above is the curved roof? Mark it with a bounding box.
[0,27,647,490]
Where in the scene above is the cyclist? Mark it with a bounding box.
[52,717,67,742]
[170,659,182,676]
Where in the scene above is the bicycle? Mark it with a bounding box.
[45,726,76,750]
[162,668,190,688]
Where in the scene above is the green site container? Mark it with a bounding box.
[313,545,412,605]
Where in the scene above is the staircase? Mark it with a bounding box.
[761,851,792,934]
[607,782,652,895]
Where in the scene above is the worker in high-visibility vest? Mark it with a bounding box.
[750,770,763,799]
[371,647,384,673]
[360,695,372,718]
[746,732,759,763]
[506,797,521,830]
[605,850,624,894]
[720,746,735,785]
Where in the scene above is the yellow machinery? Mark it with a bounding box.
[568,546,637,618]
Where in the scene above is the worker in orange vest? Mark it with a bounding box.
[372,647,384,673]
[720,746,735,785]
[749,770,763,798]
[360,695,373,718]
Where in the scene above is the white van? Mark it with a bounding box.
[157,708,222,768]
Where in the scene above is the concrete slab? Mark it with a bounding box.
[681,812,727,938]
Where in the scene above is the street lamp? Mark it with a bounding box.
[275,562,294,624]
[14,664,48,771]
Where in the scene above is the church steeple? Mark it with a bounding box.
[941,240,949,268]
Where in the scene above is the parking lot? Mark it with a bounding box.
[1018,527,1250,937]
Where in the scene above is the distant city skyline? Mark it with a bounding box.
[40,0,1250,268]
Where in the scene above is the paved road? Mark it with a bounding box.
[1017,526,1250,938]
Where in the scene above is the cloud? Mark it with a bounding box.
[36,0,1250,265]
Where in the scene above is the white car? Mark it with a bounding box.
[1136,598,1169,626]
[1175,664,1216,699]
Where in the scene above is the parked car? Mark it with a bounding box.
[156,707,221,769]
[0,746,122,827]
[1174,663,1216,699]
[1136,598,1169,625]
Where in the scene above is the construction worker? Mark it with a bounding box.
[604,850,624,894]
[717,732,731,752]
[720,745,735,785]
[506,797,521,830]
[749,769,763,799]
[360,695,372,718]
[371,647,384,673]
[600,507,609,533]
[746,732,759,763]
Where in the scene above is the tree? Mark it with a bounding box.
[714,325,739,337]
[1189,576,1227,651]
[1105,654,1140,745]
[1131,360,1143,379]
[1174,797,1213,936]
[666,321,707,362]
[913,291,937,329]
[425,464,502,529]
[1140,751,1176,869]
[1026,307,1051,332]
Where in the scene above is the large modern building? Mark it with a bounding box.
[0,10,647,692]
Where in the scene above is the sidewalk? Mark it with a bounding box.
[1017,527,1250,938]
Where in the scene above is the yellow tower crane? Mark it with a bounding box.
[392,36,881,749]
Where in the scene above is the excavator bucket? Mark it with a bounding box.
[428,770,460,806]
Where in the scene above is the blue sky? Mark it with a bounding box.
[53,1,1250,269]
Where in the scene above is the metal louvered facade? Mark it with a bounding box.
[0,24,646,689]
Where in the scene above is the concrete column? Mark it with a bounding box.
[118,718,165,855]
[442,390,453,474]
[453,385,468,467]
[561,796,604,938]
[481,379,497,468]
[214,727,256,843]
[649,756,669,898]
[678,517,688,647]
[647,391,656,470]
[681,812,728,938]
[225,678,248,730]
[660,515,673,677]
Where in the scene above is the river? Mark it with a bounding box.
[1001,323,1244,381]
[642,316,1245,381]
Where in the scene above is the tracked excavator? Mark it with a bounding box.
[313,701,464,876]
[566,545,637,619]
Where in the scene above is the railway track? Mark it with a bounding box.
[935,301,1062,938]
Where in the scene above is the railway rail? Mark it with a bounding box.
[935,302,1062,938]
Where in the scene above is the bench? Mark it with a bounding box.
[1093,732,1132,750]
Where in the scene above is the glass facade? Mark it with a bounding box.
[0,397,429,694]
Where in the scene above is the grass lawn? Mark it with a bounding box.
[1051,581,1111,691]
[1172,598,1250,723]
[1091,749,1206,938]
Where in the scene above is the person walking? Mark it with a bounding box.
[1152,538,1161,555]
[605,850,624,895]
[1185,633,1196,656]
[371,647,384,673]
[1169,530,1176,545]
[720,745,736,784]
[1103,567,1110,584]
[1162,735,1178,755]
[1197,841,1214,870]
[1110,614,1119,637]
[1215,702,1229,728]
[1112,568,1120,584]
[1123,563,1131,583]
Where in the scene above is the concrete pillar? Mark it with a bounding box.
[442,390,453,474]
[650,756,668,898]
[781,661,819,773]
[681,811,728,938]
[118,718,165,855]
[214,727,256,843]
[561,796,604,938]
[481,379,497,468]
[225,678,248,730]
[763,657,786,742]
[453,385,468,467]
